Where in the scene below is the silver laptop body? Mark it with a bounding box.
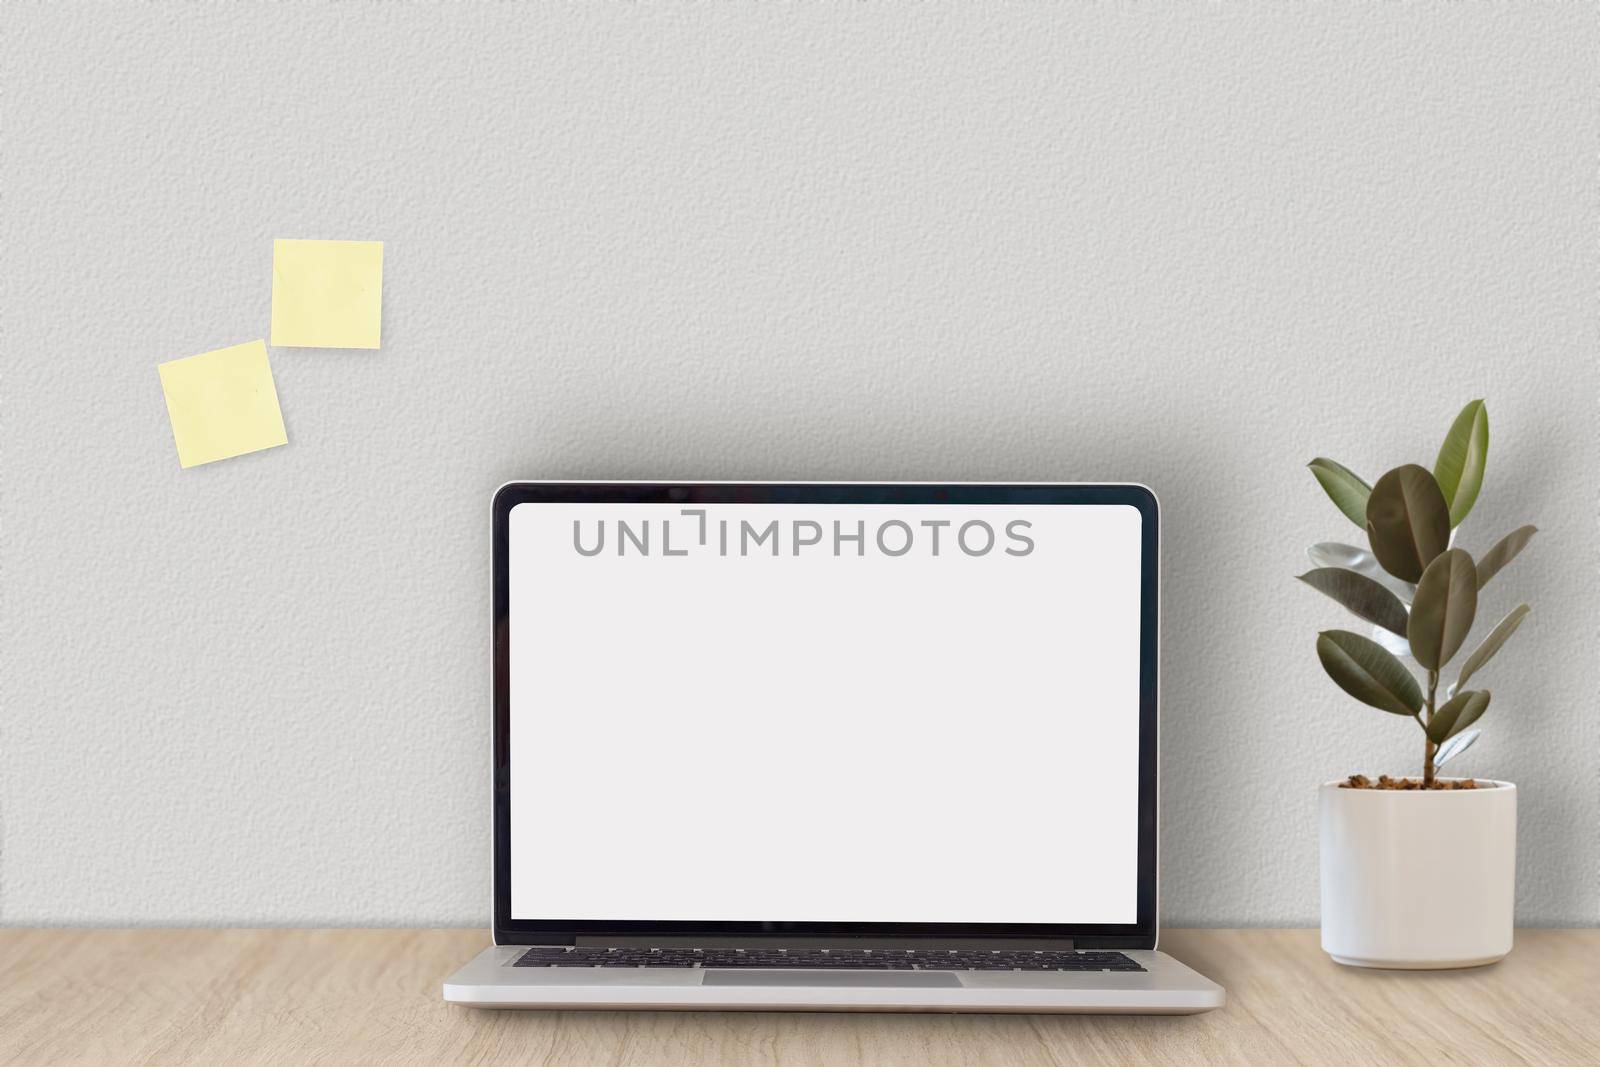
[445,482,1223,1013]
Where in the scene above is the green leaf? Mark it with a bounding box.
[1297,568,1410,636]
[1434,400,1489,527]
[1427,689,1491,745]
[1408,549,1479,670]
[1476,525,1537,589]
[1316,630,1424,716]
[1365,465,1452,583]
[1308,458,1372,528]
[1307,542,1417,602]
[1456,604,1530,690]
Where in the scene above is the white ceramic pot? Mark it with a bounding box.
[1319,779,1516,969]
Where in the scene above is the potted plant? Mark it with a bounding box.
[1301,400,1534,969]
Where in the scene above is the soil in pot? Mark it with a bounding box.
[1341,774,1483,791]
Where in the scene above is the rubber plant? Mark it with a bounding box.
[1300,400,1535,787]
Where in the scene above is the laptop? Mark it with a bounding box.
[444,482,1223,1013]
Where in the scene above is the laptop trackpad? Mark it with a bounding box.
[702,970,961,988]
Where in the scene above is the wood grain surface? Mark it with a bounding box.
[1,929,1595,1064]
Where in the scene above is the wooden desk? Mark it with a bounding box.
[1,929,1594,1064]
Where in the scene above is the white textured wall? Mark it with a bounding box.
[3,4,1595,927]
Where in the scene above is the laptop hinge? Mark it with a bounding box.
[576,935,1075,951]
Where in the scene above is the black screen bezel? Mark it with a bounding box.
[493,482,1158,948]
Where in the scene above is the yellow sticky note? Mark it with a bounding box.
[271,238,383,348]
[158,340,288,468]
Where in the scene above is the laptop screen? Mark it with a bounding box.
[505,497,1146,927]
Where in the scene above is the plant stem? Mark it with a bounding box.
[1423,669,1438,788]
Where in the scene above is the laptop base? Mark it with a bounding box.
[443,946,1224,1013]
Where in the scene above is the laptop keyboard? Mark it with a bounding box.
[513,946,1144,972]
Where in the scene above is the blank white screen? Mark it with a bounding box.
[509,502,1143,924]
